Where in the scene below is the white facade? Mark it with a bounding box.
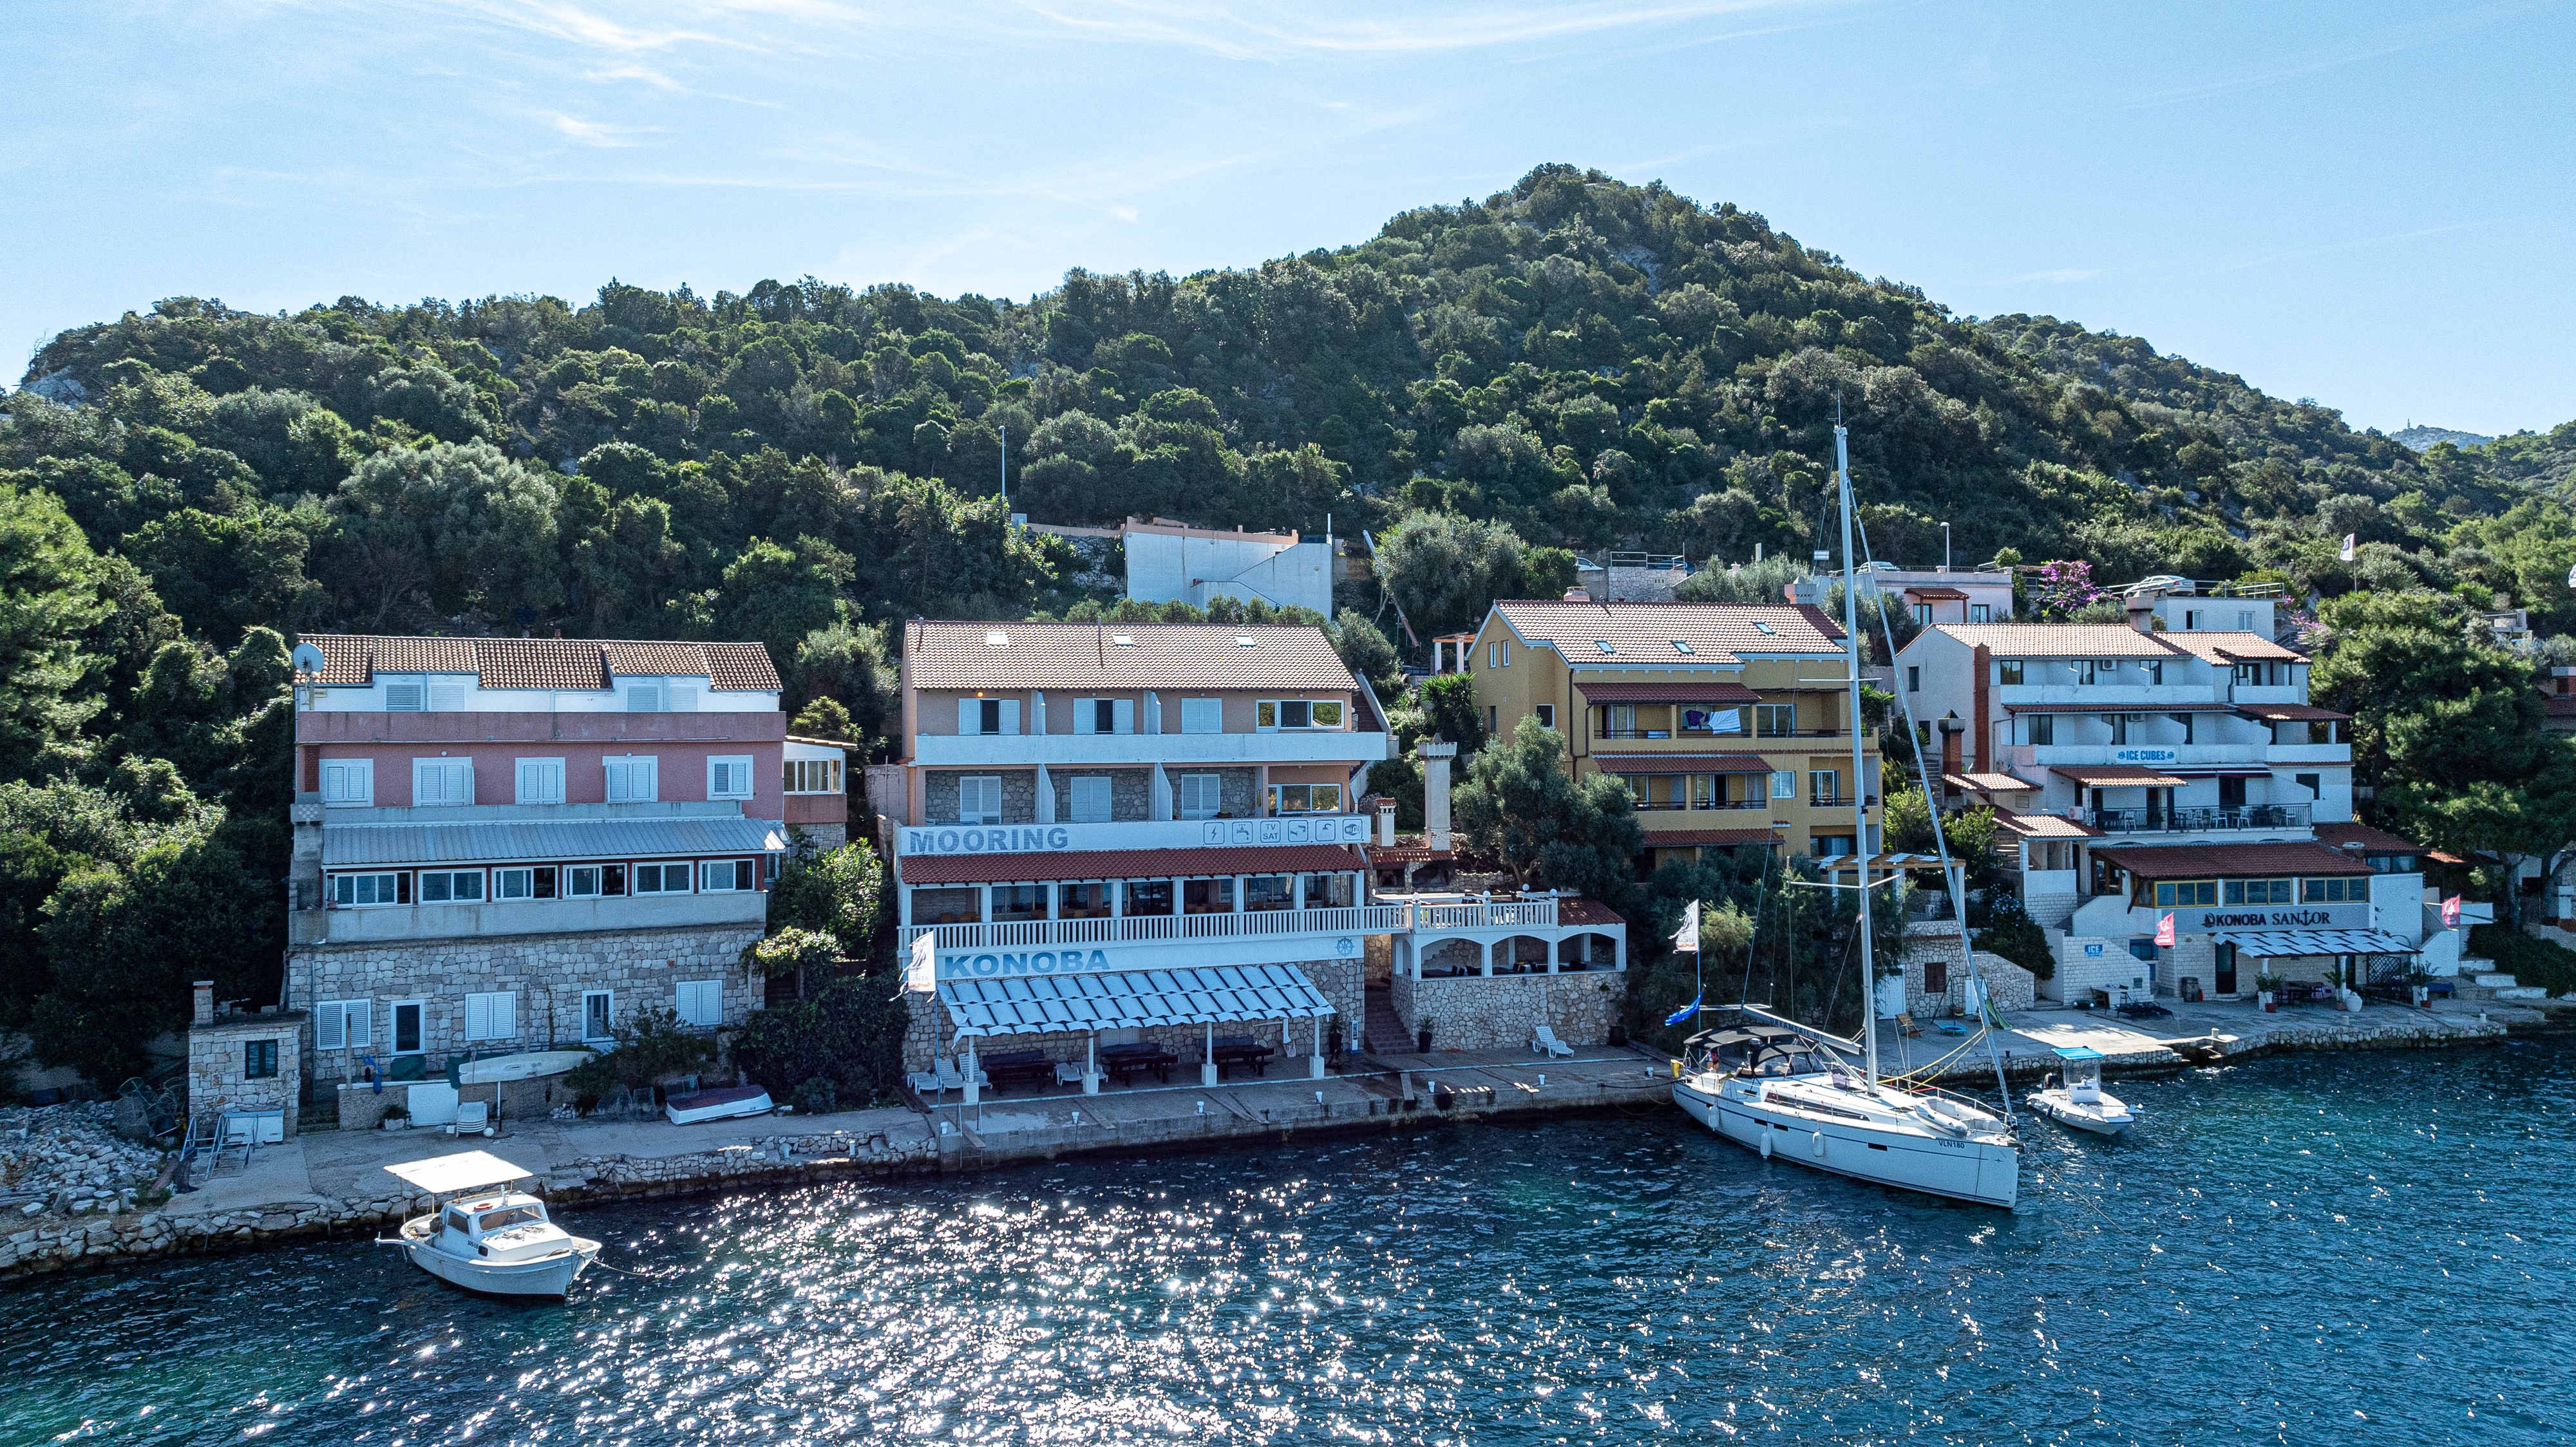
[308,672,779,714]
[1124,522,1333,615]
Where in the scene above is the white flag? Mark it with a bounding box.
[905,929,938,993]
[2339,534,2356,563]
[1672,899,1701,953]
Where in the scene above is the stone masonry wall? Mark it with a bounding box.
[900,958,1365,1076]
[1050,768,1152,822]
[297,924,762,1086]
[1401,971,1625,1053]
[922,769,1039,824]
[188,1016,305,1134]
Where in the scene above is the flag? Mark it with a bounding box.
[2339,534,2356,563]
[904,929,938,993]
[1671,899,1701,953]
[1664,992,1703,1026]
[2566,561,2575,590]
[2442,895,2462,927]
[2155,911,2175,948]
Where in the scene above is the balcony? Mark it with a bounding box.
[912,730,1388,768]
[2000,743,2330,770]
[896,815,1376,856]
[291,890,767,945]
[2086,804,2311,835]
[898,897,1560,954]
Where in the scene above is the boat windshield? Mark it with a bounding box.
[477,1206,545,1233]
[442,1209,472,1234]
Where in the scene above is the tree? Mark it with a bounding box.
[1375,510,1528,643]
[1452,714,1643,894]
[1330,609,1402,697]
[0,482,109,781]
[790,619,896,735]
[1417,672,1484,753]
[715,535,850,663]
[767,840,886,959]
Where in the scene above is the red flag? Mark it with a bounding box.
[2155,912,2176,948]
[2441,895,2462,927]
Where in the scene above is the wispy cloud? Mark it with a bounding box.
[2008,267,2102,284]
[2126,1,2538,106]
[549,111,652,146]
[1009,0,1849,61]
[2197,222,2488,276]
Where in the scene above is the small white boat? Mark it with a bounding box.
[2028,1046,2136,1137]
[664,1083,773,1125]
[455,1048,595,1086]
[379,1150,600,1298]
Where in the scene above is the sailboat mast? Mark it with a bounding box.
[1835,421,1880,1087]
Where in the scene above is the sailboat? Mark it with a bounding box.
[1672,417,2022,1209]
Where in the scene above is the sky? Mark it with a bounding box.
[6,0,2572,437]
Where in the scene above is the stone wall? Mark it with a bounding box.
[1049,768,1151,822]
[296,923,762,1087]
[1399,970,1625,1052]
[188,1014,305,1135]
[899,957,1366,1075]
[922,768,1038,824]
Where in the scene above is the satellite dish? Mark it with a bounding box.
[292,642,325,676]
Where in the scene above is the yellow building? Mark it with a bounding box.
[1464,598,1880,868]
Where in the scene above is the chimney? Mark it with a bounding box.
[1562,588,1590,603]
[2126,596,2157,634]
[1376,797,1397,846]
[1419,741,1458,852]
[1971,643,1991,773]
[193,980,215,1026]
[1939,714,1964,777]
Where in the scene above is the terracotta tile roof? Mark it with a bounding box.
[1944,772,2038,793]
[2092,842,2372,878]
[1592,753,1779,773]
[2049,764,2190,786]
[896,844,1365,885]
[1558,898,1628,925]
[1996,813,2102,839]
[2159,630,2306,664]
[2235,703,2349,721]
[1926,624,2179,659]
[1640,828,1781,847]
[1490,600,1845,659]
[1368,845,1454,865]
[2313,822,2423,854]
[295,635,780,692]
[905,621,1358,692]
[1573,681,1763,704]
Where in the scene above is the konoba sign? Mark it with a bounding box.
[900,816,1374,856]
[2186,903,2369,932]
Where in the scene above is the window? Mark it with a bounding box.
[2296,772,2322,799]
[701,859,755,892]
[2152,880,2219,907]
[1906,666,1920,694]
[418,869,485,903]
[1751,621,1775,636]
[1690,773,1718,809]
[627,681,665,712]
[1915,721,1931,745]
[2365,852,2417,875]
[383,681,425,712]
[1534,704,1556,730]
[515,757,565,805]
[332,872,408,906]
[707,756,755,799]
[1068,776,1113,822]
[1755,704,1797,737]
[1809,770,1840,804]
[2146,661,2164,685]
[1243,875,1294,911]
[1177,773,1222,820]
[244,1039,278,1080]
[582,990,613,1043]
[2103,714,2131,744]
[675,980,722,1029]
[2172,713,2196,744]
[1179,698,1223,734]
[1604,705,1639,736]
[1183,877,1234,914]
[991,885,1048,922]
[959,697,1019,735]
[2028,714,2055,745]
[392,1001,425,1055]
[2302,877,2363,903]
[2224,878,2293,904]
[1075,698,1134,735]
[464,991,518,1043]
[1997,660,2024,685]
[956,775,1003,824]
[1970,603,1992,623]
[1812,835,1855,858]
[665,685,697,714]
[1485,705,1497,735]
[565,864,625,897]
[605,755,658,803]
[1770,770,1797,800]
[2184,610,2201,630]
[1671,640,1695,655]
[1256,699,1345,730]
[314,999,371,1052]
[430,682,466,711]
[1059,882,1114,918]
[1122,880,1173,916]
[1269,783,1343,814]
[1595,639,1616,654]
[912,885,982,923]
[494,866,556,900]
[1913,603,1933,625]
[633,862,692,894]
[2076,661,2099,686]
[412,758,474,807]
[319,759,373,806]
[784,757,844,793]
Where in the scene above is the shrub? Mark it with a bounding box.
[726,974,910,1108]
[564,1005,717,1108]
[1974,893,2054,981]
[2470,924,2576,995]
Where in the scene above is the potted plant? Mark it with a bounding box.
[1416,1016,1435,1054]
[379,1100,410,1131]
[2253,971,2283,1012]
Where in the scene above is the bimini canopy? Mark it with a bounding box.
[2210,929,2418,958]
[940,965,1334,1040]
[383,1149,535,1196]
[2052,1045,2105,1062]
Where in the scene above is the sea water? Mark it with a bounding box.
[1,1036,2568,1444]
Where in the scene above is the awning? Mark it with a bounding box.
[1644,828,1782,847]
[2049,765,2190,787]
[323,815,785,868]
[2211,929,2418,957]
[1996,813,2102,839]
[1902,585,1969,601]
[1575,681,1761,705]
[2235,703,2349,722]
[2005,701,2238,713]
[1592,753,1777,773]
[1943,771,2035,793]
[383,1150,536,1196]
[900,844,1363,885]
[938,964,1334,1039]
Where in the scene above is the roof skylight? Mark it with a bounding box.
[1236,636,1259,647]
[1110,633,1134,647]
[1752,621,1776,636]
[1671,641,1695,654]
[984,630,1010,647]
[1595,640,1616,654]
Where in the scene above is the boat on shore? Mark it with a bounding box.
[2029,1046,2137,1137]
[377,1149,600,1298]
[665,1083,773,1125]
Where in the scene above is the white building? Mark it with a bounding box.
[1121,519,1335,615]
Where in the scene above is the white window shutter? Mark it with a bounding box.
[1073,699,1095,735]
[999,699,1020,735]
[346,1000,370,1050]
[1112,699,1134,735]
[959,699,980,735]
[637,757,657,800]
[667,685,697,713]
[495,993,515,1037]
[464,994,489,1040]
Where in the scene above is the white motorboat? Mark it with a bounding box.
[378,1149,600,1298]
[454,1048,596,1086]
[664,1083,773,1125]
[2028,1046,2136,1137]
[1669,415,2021,1209]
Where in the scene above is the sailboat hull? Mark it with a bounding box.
[1677,1076,2019,1209]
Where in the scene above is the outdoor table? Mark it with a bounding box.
[1099,1043,1177,1085]
[979,1049,1057,1091]
[1210,1035,1277,1079]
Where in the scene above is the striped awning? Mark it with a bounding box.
[2210,929,2418,957]
[938,964,1334,1039]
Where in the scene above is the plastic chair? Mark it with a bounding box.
[446,1101,491,1136]
[1533,1025,1575,1059]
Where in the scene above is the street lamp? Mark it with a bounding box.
[1942,522,1951,572]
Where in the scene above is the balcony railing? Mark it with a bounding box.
[2087,804,2310,833]
[899,898,1569,952]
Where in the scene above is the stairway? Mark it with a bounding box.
[1362,987,1410,1055]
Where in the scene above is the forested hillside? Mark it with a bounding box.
[4,163,2571,1080]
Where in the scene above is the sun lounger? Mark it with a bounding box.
[1533,1025,1574,1059]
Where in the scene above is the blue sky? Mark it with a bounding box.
[8,0,2571,435]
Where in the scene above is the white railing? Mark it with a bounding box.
[1412,900,1560,930]
[898,898,1575,951]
